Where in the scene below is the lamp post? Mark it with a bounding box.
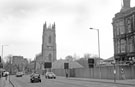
[1,45,8,70]
[1,45,8,61]
[89,28,100,60]
[1,45,8,79]
[89,28,101,79]
[111,61,116,83]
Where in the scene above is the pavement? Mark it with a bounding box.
[56,76,135,86]
[67,77,135,86]
[0,76,13,87]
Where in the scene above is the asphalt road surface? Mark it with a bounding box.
[10,75,134,87]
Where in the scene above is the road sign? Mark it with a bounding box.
[44,62,52,68]
[0,56,1,63]
[88,58,94,64]
[88,59,94,68]
[0,63,3,68]
[64,63,69,69]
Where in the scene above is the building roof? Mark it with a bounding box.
[52,59,83,69]
[104,56,114,62]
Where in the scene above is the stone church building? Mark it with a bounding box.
[35,22,57,73]
[42,22,57,62]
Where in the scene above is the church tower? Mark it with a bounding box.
[42,22,57,63]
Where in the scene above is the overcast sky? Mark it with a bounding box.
[0,0,135,60]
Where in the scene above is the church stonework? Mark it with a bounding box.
[42,22,57,63]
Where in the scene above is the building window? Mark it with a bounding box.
[132,15,135,31]
[48,53,52,62]
[116,23,120,35]
[117,40,120,53]
[48,35,51,44]
[119,21,125,34]
[134,36,135,51]
[127,17,132,33]
[114,41,117,54]
[127,37,133,53]
[114,24,117,37]
[121,39,126,53]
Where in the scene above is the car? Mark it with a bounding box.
[16,72,23,77]
[30,73,41,83]
[45,72,56,79]
[3,71,9,77]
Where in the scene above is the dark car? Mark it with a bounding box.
[45,72,56,79]
[30,73,41,83]
[16,72,23,77]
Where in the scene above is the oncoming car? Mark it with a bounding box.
[45,72,56,79]
[16,72,23,77]
[30,73,41,83]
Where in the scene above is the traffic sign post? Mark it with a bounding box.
[88,58,94,68]
[114,69,116,83]
[0,63,3,68]
[111,61,116,83]
[0,63,3,78]
[44,62,52,68]
[64,63,69,69]
[64,63,69,78]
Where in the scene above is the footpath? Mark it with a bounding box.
[0,76,13,87]
[68,77,135,86]
[57,76,135,86]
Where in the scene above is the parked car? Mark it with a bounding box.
[16,72,23,77]
[45,72,56,79]
[30,73,41,83]
[3,71,9,77]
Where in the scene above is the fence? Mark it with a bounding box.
[53,65,135,80]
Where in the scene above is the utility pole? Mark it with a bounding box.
[1,45,8,61]
[89,28,101,79]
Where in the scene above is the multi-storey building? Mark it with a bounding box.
[12,56,28,72]
[112,0,135,64]
[12,56,24,65]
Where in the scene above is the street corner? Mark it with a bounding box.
[0,77,13,87]
[0,77,6,87]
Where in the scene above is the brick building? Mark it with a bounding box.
[112,0,135,64]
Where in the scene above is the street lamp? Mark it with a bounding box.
[89,28,101,79]
[89,28,100,60]
[1,45,8,60]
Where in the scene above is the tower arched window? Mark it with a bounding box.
[49,35,51,44]
[48,53,52,62]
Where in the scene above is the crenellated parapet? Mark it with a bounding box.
[43,21,55,30]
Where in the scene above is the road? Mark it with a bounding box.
[9,75,134,87]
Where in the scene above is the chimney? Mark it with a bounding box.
[121,0,131,12]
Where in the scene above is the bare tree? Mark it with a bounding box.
[65,55,74,61]
[84,53,91,59]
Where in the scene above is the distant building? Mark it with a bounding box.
[12,56,28,72]
[35,53,44,73]
[103,57,115,65]
[12,56,24,65]
[112,0,135,64]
